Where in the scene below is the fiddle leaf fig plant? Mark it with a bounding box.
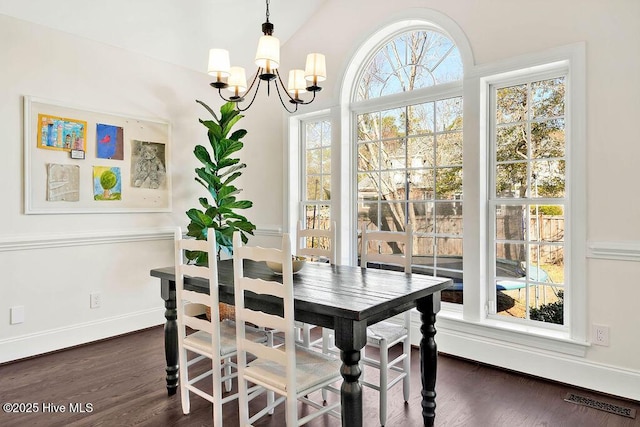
[185,100,256,264]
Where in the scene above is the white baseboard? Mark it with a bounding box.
[412,318,640,402]
[0,307,165,364]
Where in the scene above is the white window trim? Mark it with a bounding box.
[453,42,588,355]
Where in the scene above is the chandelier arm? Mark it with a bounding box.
[235,78,263,112]
[273,78,299,114]
[298,90,318,105]
[274,69,301,104]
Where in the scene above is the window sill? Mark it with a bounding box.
[410,306,590,357]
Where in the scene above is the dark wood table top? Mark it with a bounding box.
[151,259,452,328]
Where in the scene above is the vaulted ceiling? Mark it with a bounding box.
[0,0,326,72]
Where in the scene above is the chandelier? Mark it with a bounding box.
[207,0,327,113]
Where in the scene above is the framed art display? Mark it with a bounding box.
[24,96,171,214]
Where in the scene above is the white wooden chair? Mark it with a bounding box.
[233,231,342,426]
[174,228,268,427]
[360,223,413,426]
[295,220,336,348]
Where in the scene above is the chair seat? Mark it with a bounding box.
[184,319,267,356]
[245,344,342,392]
[367,321,408,346]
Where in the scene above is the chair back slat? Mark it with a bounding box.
[296,220,336,264]
[237,277,286,299]
[242,340,288,366]
[183,315,213,333]
[238,307,288,332]
[361,223,413,273]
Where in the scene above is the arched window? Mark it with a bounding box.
[351,26,465,304]
[356,30,463,100]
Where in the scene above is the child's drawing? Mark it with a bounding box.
[96,123,124,160]
[93,166,122,201]
[131,140,166,189]
[47,164,80,201]
[38,114,87,151]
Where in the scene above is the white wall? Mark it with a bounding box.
[0,13,279,362]
[276,0,640,399]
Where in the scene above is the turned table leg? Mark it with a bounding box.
[417,292,441,426]
[160,278,179,396]
[334,318,367,427]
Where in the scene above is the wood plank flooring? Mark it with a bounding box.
[0,326,638,426]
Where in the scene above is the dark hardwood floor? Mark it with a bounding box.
[1,326,638,427]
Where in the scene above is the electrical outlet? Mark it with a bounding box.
[90,292,101,309]
[592,324,610,346]
[10,306,25,324]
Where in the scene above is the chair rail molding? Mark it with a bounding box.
[587,241,640,262]
[0,227,175,252]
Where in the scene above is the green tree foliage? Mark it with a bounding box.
[530,290,563,324]
[185,101,256,265]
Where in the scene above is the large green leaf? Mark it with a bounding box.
[229,128,248,141]
[218,139,243,160]
[193,145,213,167]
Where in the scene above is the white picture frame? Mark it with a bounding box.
[23,96,172,214]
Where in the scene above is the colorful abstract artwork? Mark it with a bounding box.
[47,164,80,202]
[37,114,87,151]
[131,140,166,189]
[96,123,124,160]
[93,166,122,201]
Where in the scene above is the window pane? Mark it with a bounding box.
[409,169,434,200]
[306,148,321,174]
[410,202,434,233]
[381,170,406,199]
[529,205,564,242]
[306,176,322,200]
[437,132,463,166]
[435,202,462,234]
[531,119,565,159]
[357,113,379,141]
[496,162,527,198]
[436,97,463,132]
[532,77,565,119]
[435,167,462,199]
[381,108,405,138]
[529,285,564,325]
[496,84,527,124]
[414,236,434,266]
[496,243,526,274]
[358,142,379,171]
[380,202,406,230]
[496,124,527,162]
[496,204,526,241]
[408,102,435,135]
[321,147,331,174]
[437,237,462,259]
[304,204,330,229]
[381,139,406,169]
[408,136,434,168]
[357,172,379,201]
[306,122,321,148]
[358,202,378,227]
[532,160,565,198]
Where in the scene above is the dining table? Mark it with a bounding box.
[151,259,452,427]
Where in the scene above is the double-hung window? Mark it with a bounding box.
[300,119,332,237]
[488,72,568,326]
